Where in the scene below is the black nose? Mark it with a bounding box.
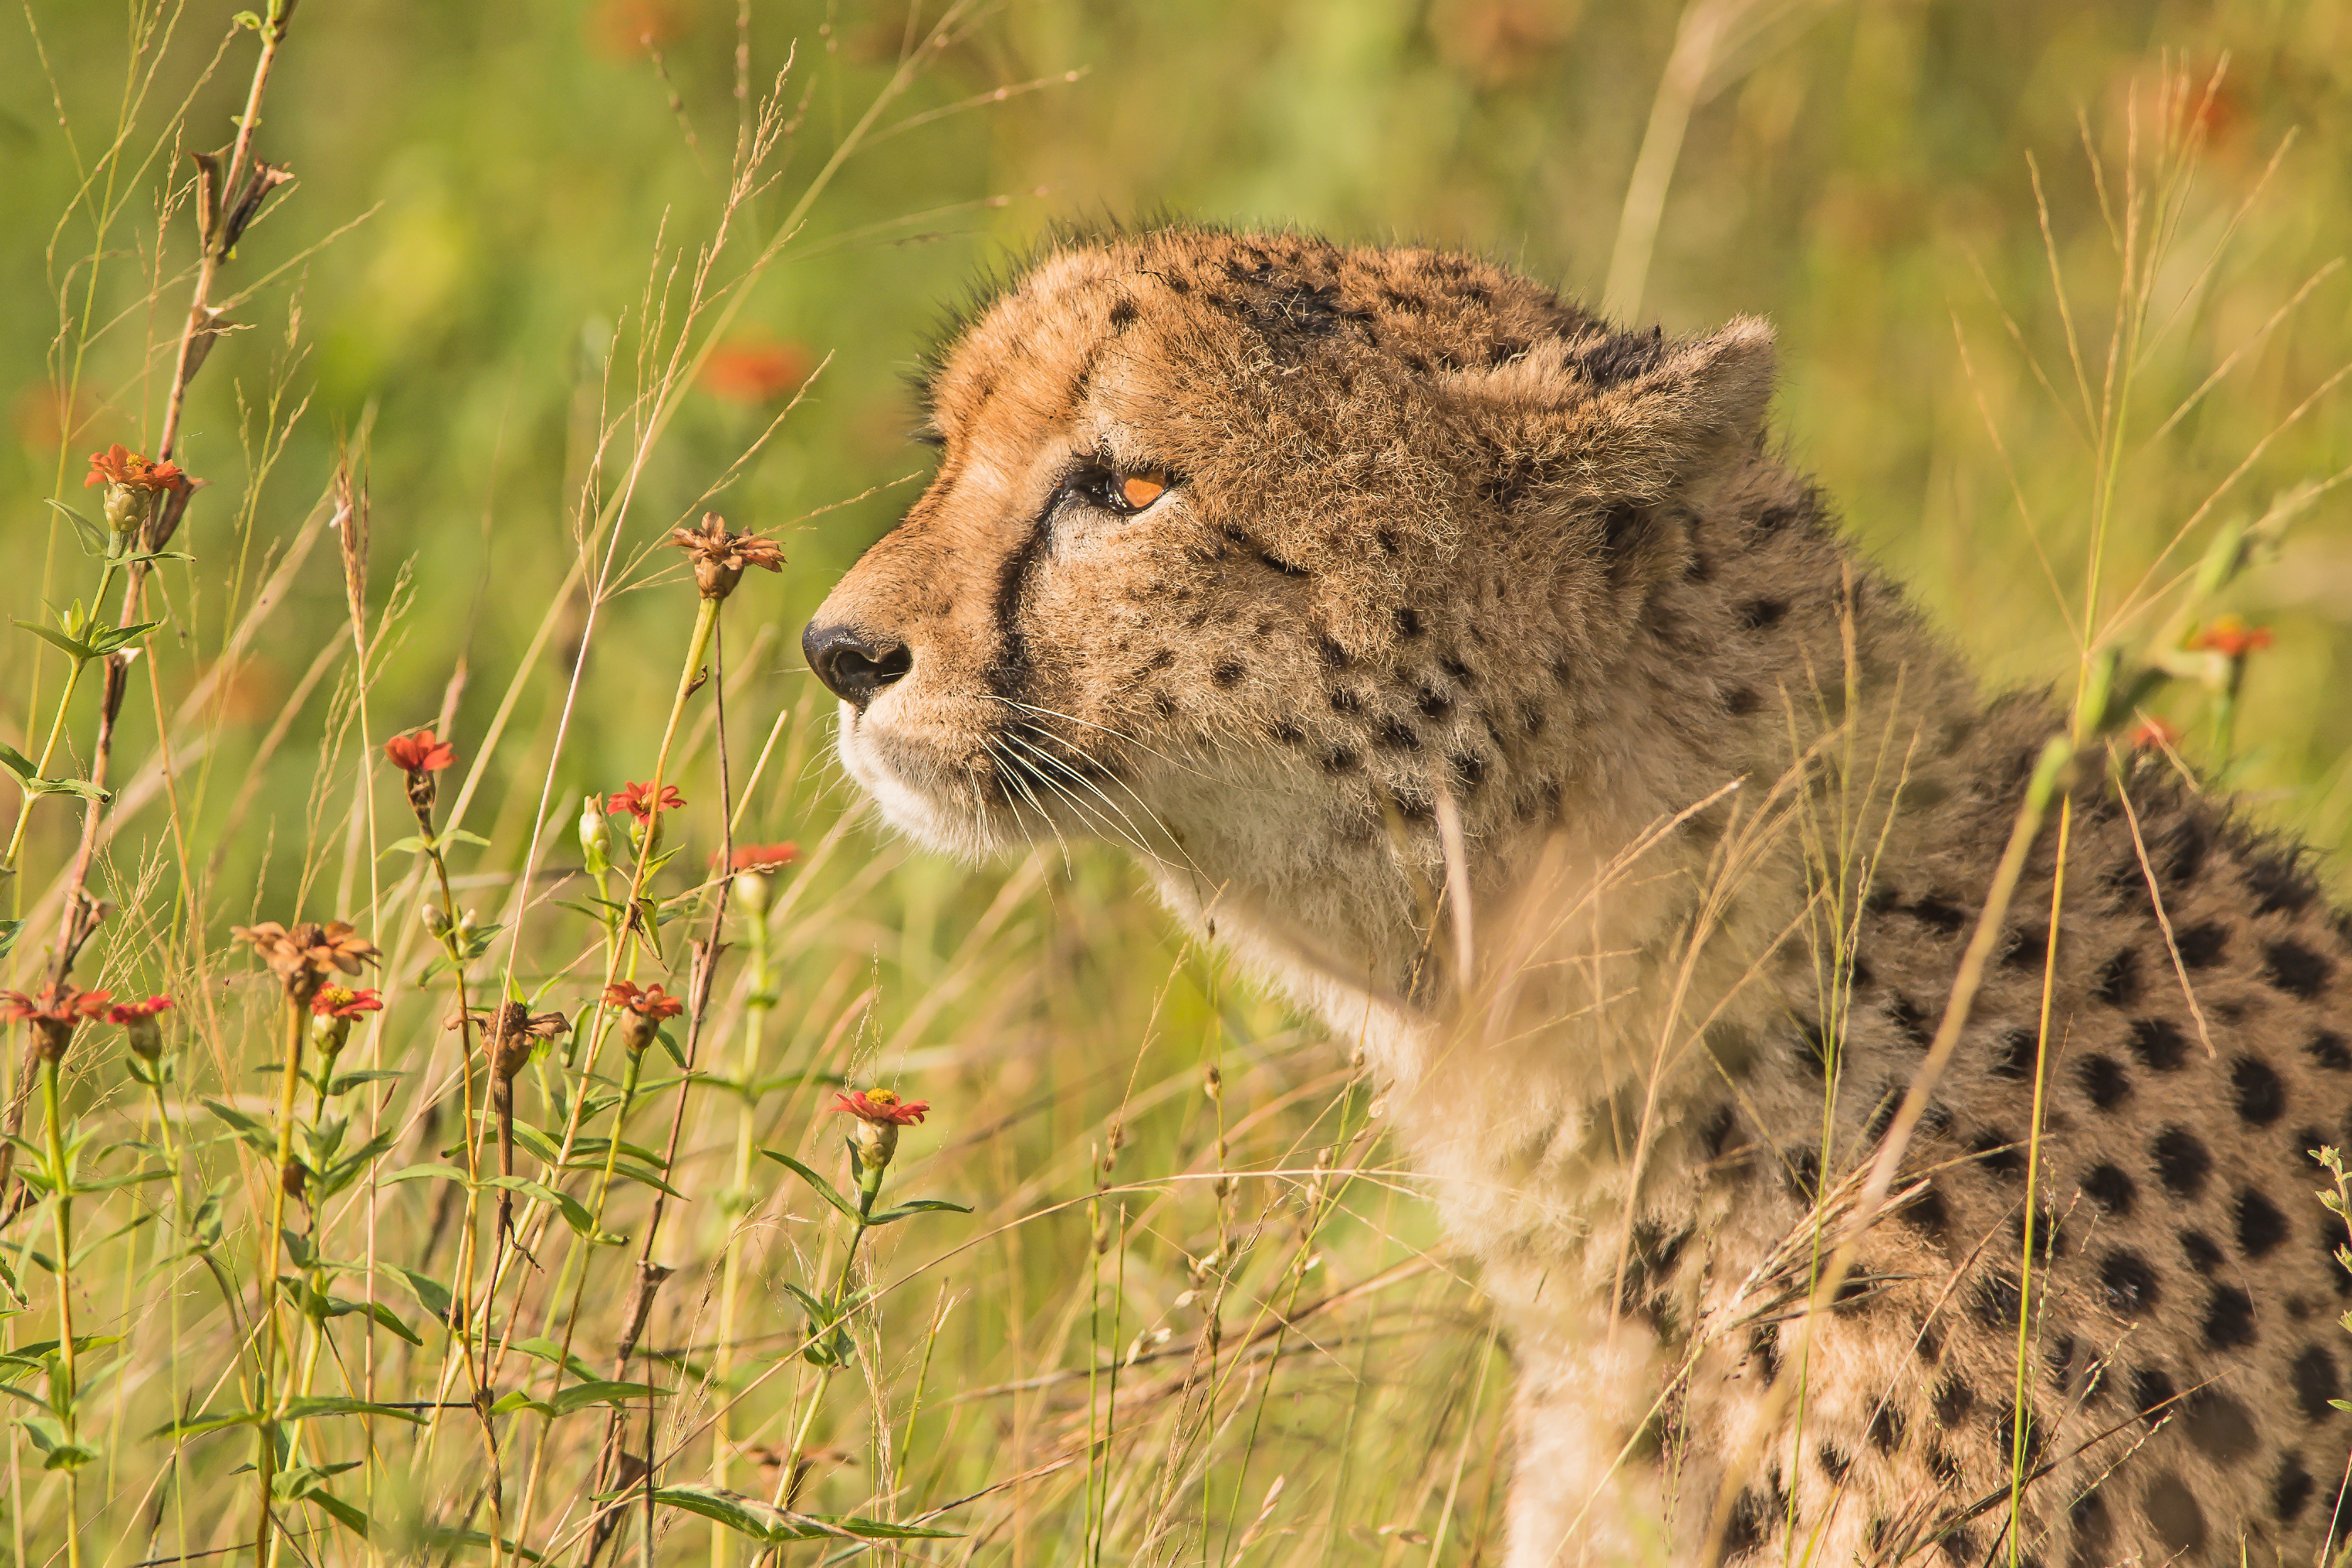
[803,622,912,710]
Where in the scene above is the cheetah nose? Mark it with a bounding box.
[803,622,913,711]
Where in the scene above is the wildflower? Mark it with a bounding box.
[2186,614,2274,659]
[580,792,615,874]
[84,443,190,537]
[2131,716,2183,753]
[603,980,685,1056]
[452,1000,571,1081]
[310,985,383,1053]
[730,842,799,873]
[2,985,112,1064]
[106,994,174,1060]
[608,781,686,824]
[668,512,785,602]
[589,0,691,57]
[699,338,811,404]
[384,728,458,819]
[233,920,381,1006]
[831,1086,930,1171]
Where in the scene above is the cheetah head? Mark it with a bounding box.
[804,227,1778,904]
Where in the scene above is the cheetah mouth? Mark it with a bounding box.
[834,702,1152,863]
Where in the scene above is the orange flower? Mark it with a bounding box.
[2130,716,2183,752]
[700,338,811,404]
[608,781,686,824]
[830,1087,930,1127]
[2186,614,2274,659]
[312,986,384,1020]
[588,0,692,57]
[384,730,457,775]
[729,842,799,873]
[108,995,173,1059]
[84,443,189,496]
[604,980,686,1056]
[3,984,113,1064]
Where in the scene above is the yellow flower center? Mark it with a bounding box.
[866,1089,900,1109]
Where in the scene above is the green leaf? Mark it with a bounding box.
[155,1405,260,1439]
[481,1174,615,1241]
[817,1515,961,1540]
[863,1198,974,1227]
[0,1337,121,1381]
[201,1099,277,1154]
[488,1390,555,1418]
[83,619,162,656]
[760,1150,860,1223]
[383,1263,454,1325]
[638,1485,791,1543]
[381,1162,463,1185]
[283,1395,426,1426]
[15,621,98,661]
[19,1417,100,1471]
[307,1487,371,1538]
[0,918,21,961]
[42,498,109,555]
[0,743,37,782]
[511,1336,601,1384]
[548,1380,664,1416]
[440,827,493,849]
[326,1069,405,1095]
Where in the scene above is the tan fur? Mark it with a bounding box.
[804,226,2352,1567]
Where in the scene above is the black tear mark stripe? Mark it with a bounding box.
[990,493,1062,708]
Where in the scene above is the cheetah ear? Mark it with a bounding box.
[1581,316,1777,497]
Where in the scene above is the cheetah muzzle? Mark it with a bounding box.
[804,226,2350,1568]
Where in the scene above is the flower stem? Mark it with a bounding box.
[252,992,303,1568]
[40,1058,82,1568]
[1,563,120,874]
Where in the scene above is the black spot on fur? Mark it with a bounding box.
[1817,1442,1850,1484]
[2239,1188,2290,1258]
[1699,1104,1738,1161]
[1868,1405,1904,1455]
[1723,685,1761,718]
[1329,688,1360,714]
[2082,1164,2135,1216]
[2101,1250,2161,1316]
[1721,1485,1772,1560]
[2014,1206,2066,1263]
[1793,1018,1834,1079]
[1211,660,1244,688]
[1898,1182,1949,1241]
[1887,996,1932,1049]
[2075,1054,2130,1107]
[1783,1147,1821,1203]
[1735,597,1788,633]
[1933,1375,1975,1425]
[1394,607,1424,639]
[1321,748,1363,779]
[1749,1323,1782,1387]
[2276,1455,2316,1524]
[1993,1401,2042,1468]
[1375,719,1420,751]
[1438,653,1476,685]
[1576,326,1666,388]
[1450,751,1487,790]
[2179,1229,2224,1275]
[2232,1055,2287,1124]
[2183,1389,2258,1464]
[2004,923,2050,969]
[2092,948,2141,1007]
[2175,920,2230,969]
[2164,817,2213,886]
[1995,1028,2042,1081]
[2293,1344,2341,1422]
[2068,1489,2114,1568]
[1107,297,1138,328]
[2128,1018,2189,1072]
[1973,1270,2024,1328]
[2133,1366,2179,1426]
[2308,1030,2352,1071]
[1970,1130,2025,1178]
[2246,848,2319,915]
[1415,688,1452,721]
[2203,1285,2257,1349]
[2153,1127,2211,1196]
[2263,938,2333,1000]
[1268,719,1304,746]
[1907,895,1968,935]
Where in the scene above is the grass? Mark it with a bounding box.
[1,1,2348,1564]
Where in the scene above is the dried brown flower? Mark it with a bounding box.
[453,1000,572,1081]
[233,920,381,1005]
[669,511,784,601]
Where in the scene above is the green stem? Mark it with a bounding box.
[252,992,304,1568]
[2,564,120,874]
[41,1058,82,1568]
[711,910,771,1568]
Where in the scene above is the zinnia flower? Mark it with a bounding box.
[730,842,799,873]
[604,980,686,1056]
[699,338,811,404]
[668,512,785,601]
[233,920,381,1005]
[2131,716,2183,753]
[385,729,457,819]
[608,781,686,824]
[312,986,384,1020]
[3,985,113,1064]
[84,443,190,538]
[106,994,173,1060]
[831,1086,930,1171]
[2186,615,2274,660]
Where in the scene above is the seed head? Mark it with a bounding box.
[232,920,381,1006]
[668,512,784,602]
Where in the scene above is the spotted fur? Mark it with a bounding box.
[805,225,2350,1567]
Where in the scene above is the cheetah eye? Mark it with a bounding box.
[1068,463,1174,517]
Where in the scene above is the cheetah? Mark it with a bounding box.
[801,225,2351,1567]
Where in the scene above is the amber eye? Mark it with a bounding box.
[1117,471,1169,511]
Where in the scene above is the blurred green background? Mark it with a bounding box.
[3,1,2350,1560]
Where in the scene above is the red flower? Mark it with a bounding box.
[729,842,799,873]
[312,986,384,1019]
[700,338,812,404]
[84,443,189,495]
[2131,717,2183,752]
[3,987,113,1026]
[588,0,691,57]
[105,995,172,1024]
[108,995,173,1059]
[384,730,457,775]
[604,980,686,1056]
[830,1087,929,1127]
[609,781,686,824]
[2186,615,2274,659]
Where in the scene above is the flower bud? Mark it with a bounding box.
[311,1010,353,1054]
[421,903,452,939]
[732,868,770,917]
[122,1011,165,1059]
[103,484,152,537]
[580,793,613,874]
[851,1116,901,1172]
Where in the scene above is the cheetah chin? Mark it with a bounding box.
[804,224,2350,1568]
